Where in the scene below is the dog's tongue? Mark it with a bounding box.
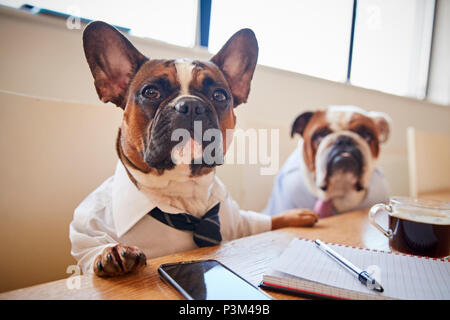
[313,199,334,218]
[189,138,204,159]
[171,138,203,164]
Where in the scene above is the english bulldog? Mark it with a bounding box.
[264,106,391,218]
[70,21,318,277]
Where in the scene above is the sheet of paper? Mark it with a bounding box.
[269,238,450,300]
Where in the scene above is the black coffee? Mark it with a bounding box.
[389,215,450,258]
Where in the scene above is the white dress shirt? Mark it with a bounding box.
[69,161,271,274]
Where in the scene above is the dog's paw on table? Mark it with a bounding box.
[94,244,147,277]
[271,209,319,229]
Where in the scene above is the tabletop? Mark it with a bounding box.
[0,208,389,300]
[418,188,450,202]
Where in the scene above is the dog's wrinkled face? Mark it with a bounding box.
[292,106,391,200]
[123,59,235,175]
[83,21,258,178]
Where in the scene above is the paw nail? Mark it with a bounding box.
[97,261,103,271]
[107,253,112,262]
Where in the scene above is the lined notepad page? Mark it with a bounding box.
[269,238,450,300]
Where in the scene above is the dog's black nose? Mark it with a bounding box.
[174,98,206,115]
[335,136,355,147]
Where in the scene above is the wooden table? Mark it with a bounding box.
[418,188,450,202]
[0,209,388,300]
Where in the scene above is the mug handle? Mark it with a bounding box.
[368,203,393,238]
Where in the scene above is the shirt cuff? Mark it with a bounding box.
[241,210,272,235]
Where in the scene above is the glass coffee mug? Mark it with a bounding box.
[369,197,450,258]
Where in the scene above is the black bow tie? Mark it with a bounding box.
[148,203,222,248]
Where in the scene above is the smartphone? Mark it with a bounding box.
[158,259,272,300]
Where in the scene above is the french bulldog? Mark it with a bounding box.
[70,21,318,277]
[264,105,391,218]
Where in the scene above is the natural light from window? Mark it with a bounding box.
[209,0,354,82]
[0,0,439,103]
[351,0,435,99]
[0,0,199,47]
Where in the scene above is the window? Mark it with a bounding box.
[0,0,199,47]
[350,0,435,99]
[209,0,354,82]
[427,0,450,106]
[1,0,442,103]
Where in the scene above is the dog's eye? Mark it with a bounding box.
[212,89,227,102]
[313,128,331,145]
[142,86,161,100]
[360,131,374,143]
[355,127,374,143]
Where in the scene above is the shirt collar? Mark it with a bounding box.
[111,161,226,237]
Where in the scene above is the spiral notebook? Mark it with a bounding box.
[260,238,450,300]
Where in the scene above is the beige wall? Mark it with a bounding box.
[0,6,449,292]
[0,91,122,293]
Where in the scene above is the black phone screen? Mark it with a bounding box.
[159,260,272,300]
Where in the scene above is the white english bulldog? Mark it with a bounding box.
[264,105,391,218]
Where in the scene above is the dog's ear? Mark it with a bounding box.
[291,112,314,138]
[368,111,392,143]
[83,21,148,108]
[211,29,258,107]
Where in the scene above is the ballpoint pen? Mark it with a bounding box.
[314,239,384,293]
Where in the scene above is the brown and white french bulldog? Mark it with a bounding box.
[264,106,391,218]
[72,21,317,277]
